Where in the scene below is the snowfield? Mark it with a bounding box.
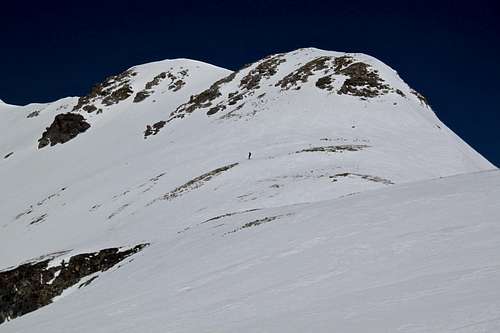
[0,48,498,332]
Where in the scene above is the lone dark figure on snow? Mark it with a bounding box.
[248,152,252,160]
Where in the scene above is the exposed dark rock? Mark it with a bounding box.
[148,163,238,205]
[336,62,390,97]
[333,56,355,72]
[26,110,41,118]
[227,92,244,105]
[162,163,238,200]
[207,105,226,115]
[144,121,166,139]
[240,216,278,229]
[134,90,151,103]
[82,105,97,113]
[296,144,369,153]
[187,84,222,109]
[411,89,429,106]
[275,54,391,97]
[276,56,331,90]
[226,214,288,234]
[395,89,406,97]
[38,113,91,149]
[144,126,153,138]
[135,70,188,104]
[171,72,237,118]
[271,54,393,97]
[201,209,260,224]
[169,79,185,91]
[240,54,285,91]
[330,172,394,185]
[73,70,136,112]
[170,52,395,122]
[0,244,149,324]
[178,209,261,235]
[29,214,47,225]
[165,71,187,92]
[36,188,65,207]
[315,76,334,91]
[171,55,285,121]
[134,73,166,103]
[102,85,133,106]
[14,206,33,220]
[145,72,167,90]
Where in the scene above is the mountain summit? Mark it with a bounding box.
[1,48,498,332]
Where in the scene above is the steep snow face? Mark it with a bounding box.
[163,48,493,178]
[0,48,497,331]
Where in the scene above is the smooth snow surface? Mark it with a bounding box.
[0,48,498,332]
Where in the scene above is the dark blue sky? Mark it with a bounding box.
[1,0,499,166]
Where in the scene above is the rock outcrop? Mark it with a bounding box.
[0,244,149,324]
[38,113,90,149]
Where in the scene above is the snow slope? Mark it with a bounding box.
[0,48,497,332]
[3,170,500,332]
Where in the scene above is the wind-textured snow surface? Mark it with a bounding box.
[0,48,498,332]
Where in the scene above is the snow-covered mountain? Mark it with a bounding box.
[0,48,498,332]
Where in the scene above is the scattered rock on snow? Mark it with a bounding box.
[411,89,430,106]
[330,172,394,185]
[29,213,48,225]
[295,145,369,153]
[276,56,331,90]
[26,110,41,118]
[240,54,286,91]
[73,69,136,112]
[336,59,390,97]
[148,163,238,206]
[144,121,166,138]
[134,70,188,103]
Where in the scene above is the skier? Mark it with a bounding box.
[248,152,252,160]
